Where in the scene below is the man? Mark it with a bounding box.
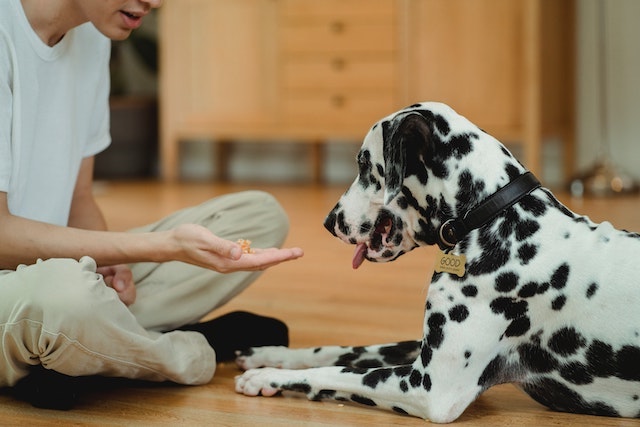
[0,0,303,409]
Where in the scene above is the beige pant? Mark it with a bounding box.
[0,191,289,387]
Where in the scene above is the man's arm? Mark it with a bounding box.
[0,159,303,272]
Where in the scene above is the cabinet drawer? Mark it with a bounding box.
[283,57,396,91]
[281,0,396,20]
[281,21,395,54]
[282,91,396,126]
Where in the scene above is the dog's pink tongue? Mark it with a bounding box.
[352,243,367,270]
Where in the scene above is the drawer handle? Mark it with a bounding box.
[331,58,346,71]
[331,95,346,108]
[330,21,345,34]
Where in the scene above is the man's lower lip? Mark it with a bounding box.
[120,12,143,30]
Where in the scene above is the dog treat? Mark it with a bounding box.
[237,238,254,254]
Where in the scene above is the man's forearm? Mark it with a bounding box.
[0,213,170,270]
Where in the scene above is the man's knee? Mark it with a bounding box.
[13,257,111,323]
[246,191,290,243]
[213,191,290,248]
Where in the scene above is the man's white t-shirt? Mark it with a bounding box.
[0,0,111,226]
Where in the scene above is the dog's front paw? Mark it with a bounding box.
[234,368,283,397]
[235,346,292,370]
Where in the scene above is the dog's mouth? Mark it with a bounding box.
[352,216,393,269]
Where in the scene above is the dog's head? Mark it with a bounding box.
[324,102,525,269]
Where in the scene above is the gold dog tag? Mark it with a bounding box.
[434,249,466,277]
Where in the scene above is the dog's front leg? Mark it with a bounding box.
[235,363,478,422]
[236,340,421,370]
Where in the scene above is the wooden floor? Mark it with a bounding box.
[1,180,640,426]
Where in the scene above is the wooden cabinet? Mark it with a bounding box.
[159,0,575,182]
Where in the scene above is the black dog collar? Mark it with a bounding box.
[437,172,541,251]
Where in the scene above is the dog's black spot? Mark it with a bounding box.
[448,134,475,160]
[427,312,447,349]
[518,343,558,373]
[517,243,537,265]
[393,365,412,377]
[490,297,528,319]
[467,226,511,274]
[354,359,383,369]
[504,163,521,181]
[461,285,478,297]
[313,389,337,400]
[409,369,422,388]
[363,368,392,388]
[380,341,421,366]
[341,366,368,375]
[586,282,598,299]
[468,246,510,275]
[536,282,550,295]
[351,394,377,407]
[616,346,640,381]
[448,305,470,322]
[518,282,539,298]
[504,316,531,337]
[423,373,432,391]
[495,272,519,293]
[522,377,619,417]
[550,264,570,289]
[551,295,567,311]
[282,382,311,394]
[399,380,408,392]
[336,211,350,236]
[455,169,486,213]
[421,345,433,367]
[560,362,594,385]
[548,327,586,356]
[433,113,450,136]
[392,406,409,415]
[586,340,616,378]
[336,347,365,366]
[515,219,540,241]
[356,149,375,189]
[519,194,548,217]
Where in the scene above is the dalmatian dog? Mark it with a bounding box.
[235,102,640,423]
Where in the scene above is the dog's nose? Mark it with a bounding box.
[323,211,337,236]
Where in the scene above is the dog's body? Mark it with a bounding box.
[235,102,640,423]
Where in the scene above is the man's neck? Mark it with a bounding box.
[20,0,86,46]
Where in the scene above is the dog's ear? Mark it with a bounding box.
[383,112,431,204]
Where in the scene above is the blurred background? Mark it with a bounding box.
[99,0,640,195]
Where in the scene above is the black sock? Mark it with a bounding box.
[176,311,289,362]
[11,365,82,410]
